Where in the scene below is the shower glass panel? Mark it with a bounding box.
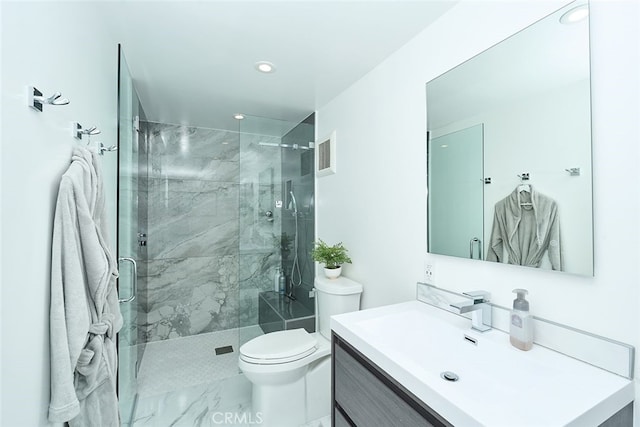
[116,45,143,425]
[428,124,484,259]
[238,114,316,347]
[114,64,315,418]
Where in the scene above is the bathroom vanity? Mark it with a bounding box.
[331,301,634,427]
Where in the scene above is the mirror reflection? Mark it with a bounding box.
[426,1,593,276]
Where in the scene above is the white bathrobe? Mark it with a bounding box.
[486,186,562,271]
[49,147,123,426]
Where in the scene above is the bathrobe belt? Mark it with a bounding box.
[87,313,115,338]
[75,314,116,399]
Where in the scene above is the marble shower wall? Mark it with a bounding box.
[139,122,284,342]
[238,133,283,328]
[141,122,241,342]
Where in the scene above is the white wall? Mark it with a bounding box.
[0,3,118,425]
[317,0,640,418]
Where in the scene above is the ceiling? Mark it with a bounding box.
[99,1,456,132]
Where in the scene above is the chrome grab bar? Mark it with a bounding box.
[469,237,482,260]
[118,257,137,303]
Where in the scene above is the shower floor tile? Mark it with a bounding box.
[136,326,263,398]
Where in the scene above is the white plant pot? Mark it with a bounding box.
[324,266,342,279]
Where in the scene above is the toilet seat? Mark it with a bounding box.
[240,328,317,365]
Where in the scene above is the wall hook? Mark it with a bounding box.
[27,86,69,112]
[565,167,581,176]
[98,142,118,156]
[72,122,101,139]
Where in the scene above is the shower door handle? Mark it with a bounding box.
[469,238,482,260]
[118,257,137,303]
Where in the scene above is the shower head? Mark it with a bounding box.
[258,142,312,150]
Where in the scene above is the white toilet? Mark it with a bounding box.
[239,276,363,427]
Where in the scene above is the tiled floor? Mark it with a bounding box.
[132,375,255,426]
[136,327,262,398]
[128,327,262,426]
[126,326,330,427]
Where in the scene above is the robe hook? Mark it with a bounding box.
[27,86,70,112]
[72,122,101,139]
[97,143,118,156]
[565,167,581,176]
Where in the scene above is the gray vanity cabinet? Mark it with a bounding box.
[332,333,452,427]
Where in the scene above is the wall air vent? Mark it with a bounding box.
[316,130,336,177]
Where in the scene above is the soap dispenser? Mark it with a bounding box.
[510,289,533,351]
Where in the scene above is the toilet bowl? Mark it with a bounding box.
[238,276,363,427]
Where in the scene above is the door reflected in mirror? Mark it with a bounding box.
[426,1,593,276]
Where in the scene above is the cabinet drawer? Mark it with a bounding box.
[333,336,449,427]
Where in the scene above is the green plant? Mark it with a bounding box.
[311,239,352,269]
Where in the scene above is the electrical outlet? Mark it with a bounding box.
[424,262,435,284]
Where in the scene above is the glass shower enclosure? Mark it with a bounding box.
[116,45,316,422]
[237,115,317,347]
[116,45,145,424]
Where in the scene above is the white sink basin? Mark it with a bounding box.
[331,301,634,427]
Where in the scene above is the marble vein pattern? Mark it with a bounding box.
[129,327,265,427]
[237,133,284,329]
[132,375,255,427]
[147,122,240,181]
[238,252,279,328]
[147,178,239,259]
[139,121,289,344]
[141,256,239,342]
[133,324,328,427]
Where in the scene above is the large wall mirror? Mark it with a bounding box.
[426,1,593,276]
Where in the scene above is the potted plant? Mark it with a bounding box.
[311,239,352,279]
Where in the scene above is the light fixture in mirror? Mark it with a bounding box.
[426,1,593,276]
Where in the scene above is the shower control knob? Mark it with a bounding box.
[265,211,273,218]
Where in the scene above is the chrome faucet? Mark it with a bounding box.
[450,291,492,332]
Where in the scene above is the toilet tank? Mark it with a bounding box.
[314,276,363,340]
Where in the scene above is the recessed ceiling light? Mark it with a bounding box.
[560,4,589,24]
[233,113,245,120]
[255,61,276,73]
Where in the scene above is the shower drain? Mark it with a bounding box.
[440,371,459,382]
[215,345,234,355]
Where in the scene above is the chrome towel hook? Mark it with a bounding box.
[72,122,101,139]
[565,167,581,176]
[98,142,118,156]
[27,86,70,111]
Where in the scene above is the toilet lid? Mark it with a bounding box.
[240,329,317,364]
